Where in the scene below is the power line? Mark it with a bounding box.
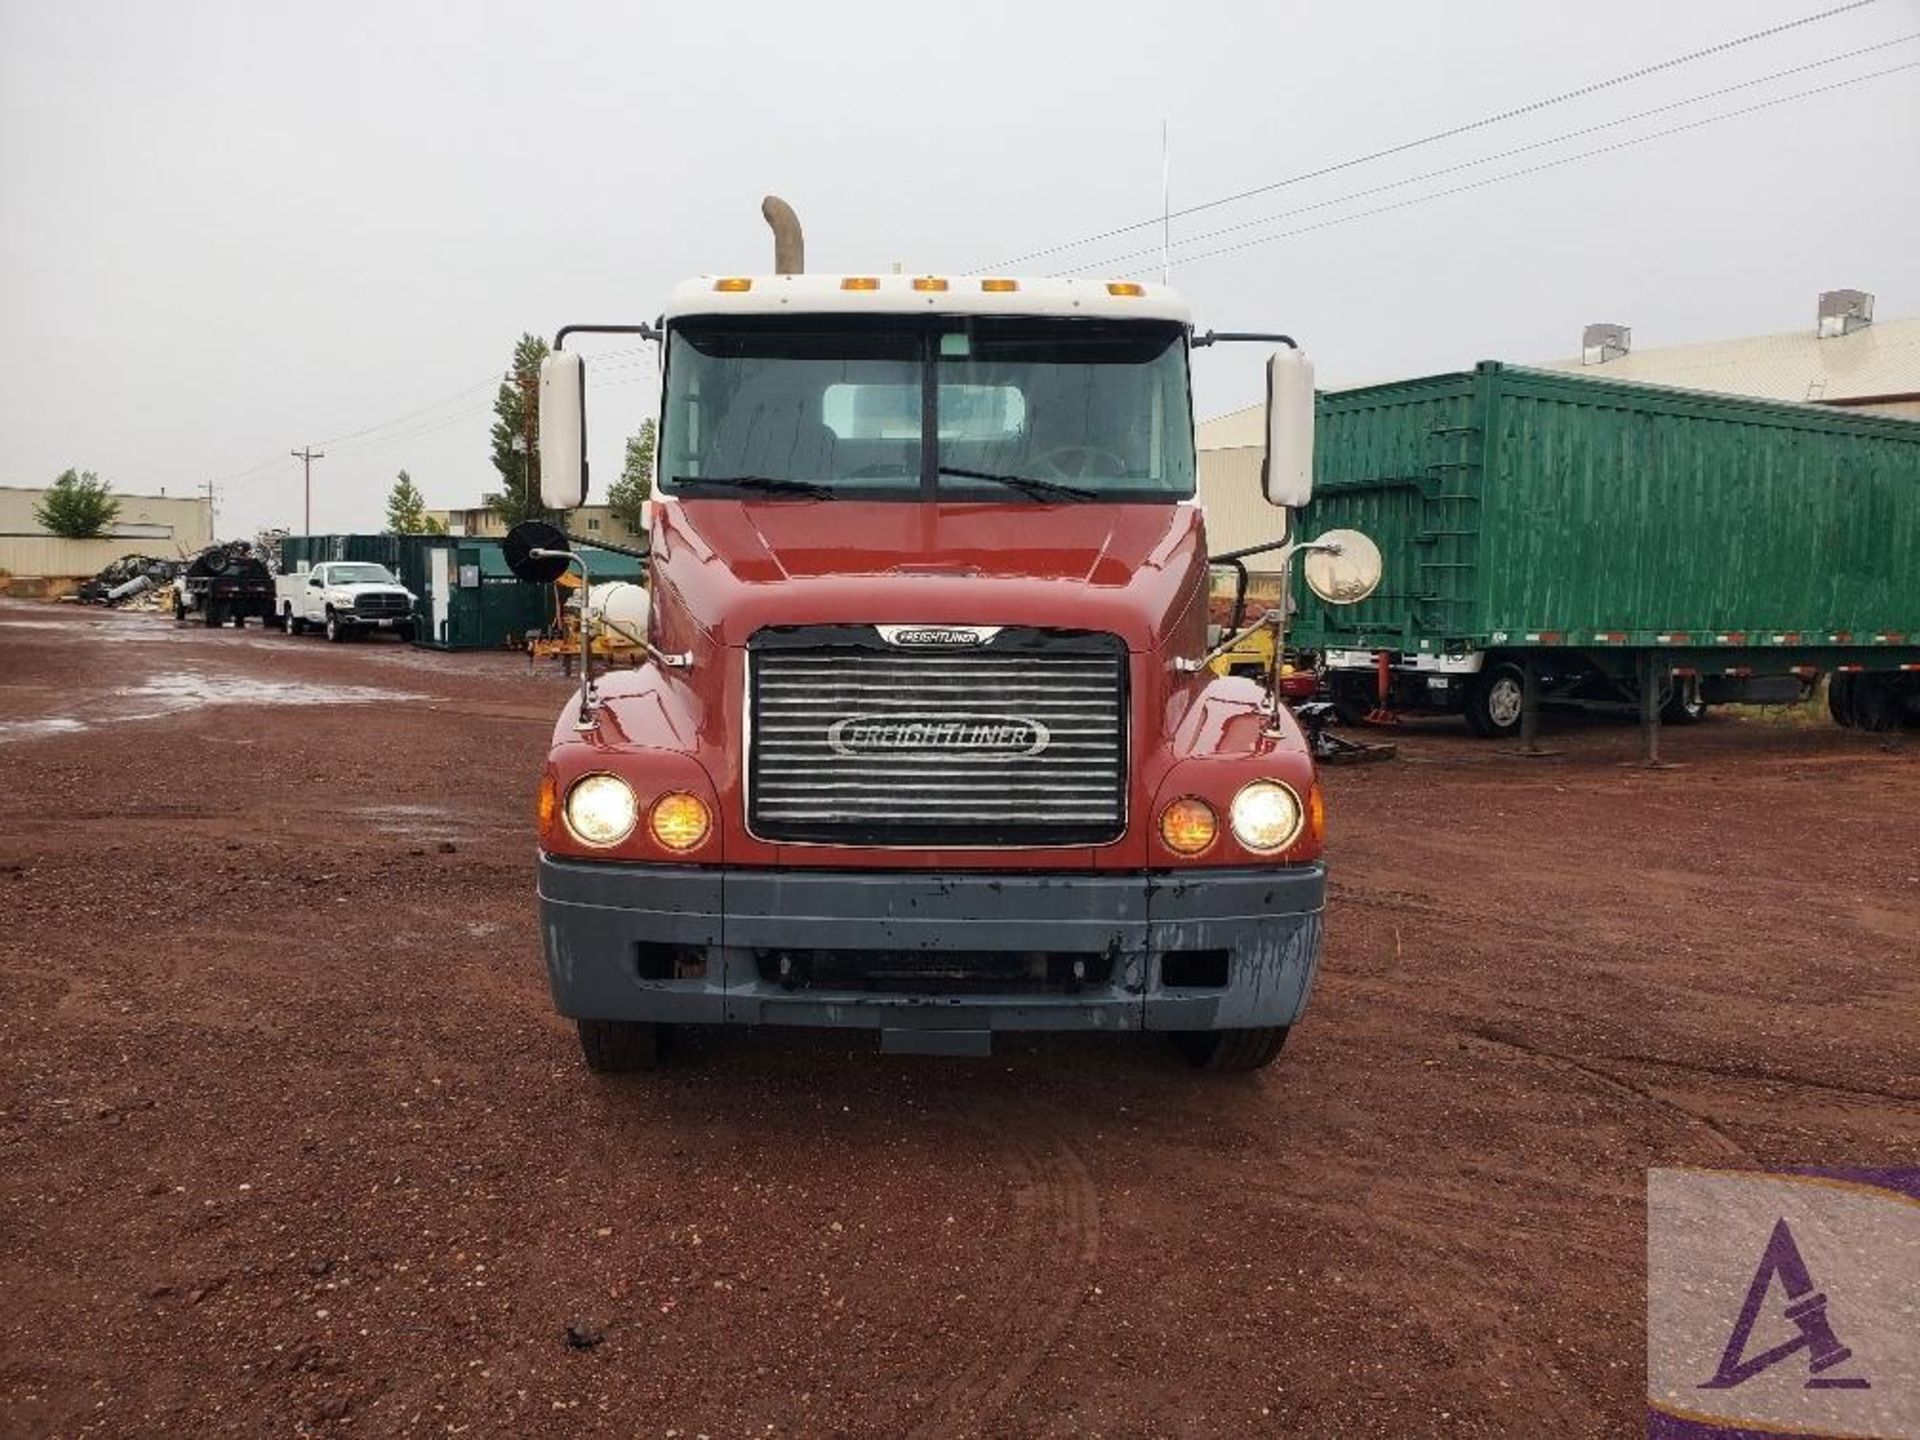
[1122,59,1920,274]
[1062,34,1920,276]
[205,342,659,481]
[980,0,1885,270]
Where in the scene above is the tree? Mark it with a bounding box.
[385,469,445,534]
[34,468,120,539]
[606,419,655,534]
[485,333,551,527]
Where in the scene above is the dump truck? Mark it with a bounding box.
[510,200,1378,1073]
[1292,364,1920,741]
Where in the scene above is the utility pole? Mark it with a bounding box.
[200,479,218,541]
[291,446,325,535]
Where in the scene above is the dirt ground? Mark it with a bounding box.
[1,598,1915,1439]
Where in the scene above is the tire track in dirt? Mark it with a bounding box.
[1465,1027,1753,1161]
[909,1112,1100,1439]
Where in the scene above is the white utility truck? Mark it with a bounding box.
[276,561,418,642]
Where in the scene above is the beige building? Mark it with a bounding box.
[1544,291,1919,421]
[0,484,214,585]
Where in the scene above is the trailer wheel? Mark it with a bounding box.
[1661,675,1707,724]
[577,1018,664,1073]
[1852,676,1901,733]
[324,613,344,643]
[1464,662,1526,739]
[1170,1026,1290,1072]
[1827,674,1858,728]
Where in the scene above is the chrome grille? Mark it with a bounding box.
[353,593,408,618]
[748,629,1127,846]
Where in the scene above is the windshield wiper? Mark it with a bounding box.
[671,475,835,499]
[937,466,1099,502]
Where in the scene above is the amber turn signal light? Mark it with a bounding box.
[649,792,712,852]
[1158,797,1218,856]
[537,772,558,842]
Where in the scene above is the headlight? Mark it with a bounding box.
[1229,780,1304,854]
[564,774,638,847]
[1158,797,1218,856]
[649,792,712,852]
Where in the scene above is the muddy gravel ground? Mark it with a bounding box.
[1,599,1915,1439]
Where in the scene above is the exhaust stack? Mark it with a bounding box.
[761,195,804,275]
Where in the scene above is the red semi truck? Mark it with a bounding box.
[517,213,1372,1073]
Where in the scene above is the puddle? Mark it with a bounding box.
[119,671,428,712]
[0,671,434,745]
[0,717,87,744]
[357,803,472,845]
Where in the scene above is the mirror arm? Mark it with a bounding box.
[1191,330,1298,349]
[534,547,600,732]
[553,322,661,349]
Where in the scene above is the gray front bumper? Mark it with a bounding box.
[538,857,1326,1037]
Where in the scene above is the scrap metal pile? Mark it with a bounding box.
[72,554,184,608]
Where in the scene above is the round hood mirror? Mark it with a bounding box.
[1301,529,1382,605]
[503,520,572,584]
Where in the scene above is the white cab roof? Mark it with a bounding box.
[661,273,1192,326]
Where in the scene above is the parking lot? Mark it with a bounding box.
[2,599,1915,1438]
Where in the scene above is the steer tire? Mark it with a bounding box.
[324,613,344,643]
[1170,1026,1290,1073]
[577,1018,664,1073]
[1464,662,1526,739]
[397,623,416,644]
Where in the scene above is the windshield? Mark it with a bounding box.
[658,317,1193,501]
[329,564,397,584]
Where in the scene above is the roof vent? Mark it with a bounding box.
[1817,289,1872,338]
[1582,323,1631,365]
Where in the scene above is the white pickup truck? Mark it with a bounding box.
[276,561,419,642]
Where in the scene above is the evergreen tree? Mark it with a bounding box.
[384,469,444,534]
[485,333,551,526]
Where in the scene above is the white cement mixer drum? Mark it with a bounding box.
[582,582,650,647]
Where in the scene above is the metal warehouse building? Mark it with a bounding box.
[0,485,214,590]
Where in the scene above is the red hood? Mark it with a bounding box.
[650,499,1210,654]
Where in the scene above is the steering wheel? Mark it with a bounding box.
[1030,445,1129,482]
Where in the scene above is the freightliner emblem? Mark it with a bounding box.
[875,625,1003,647]
[827,713,1051,758]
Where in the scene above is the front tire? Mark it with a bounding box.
[324,613,344,643]
[577,1018,664,1073]
[396,623,416,644]
[1170,1027,1290,1073]
[1464,662,1526,739]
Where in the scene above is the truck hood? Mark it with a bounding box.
[651,499,1212,654]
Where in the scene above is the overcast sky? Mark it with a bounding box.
[2,0,1916,539]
